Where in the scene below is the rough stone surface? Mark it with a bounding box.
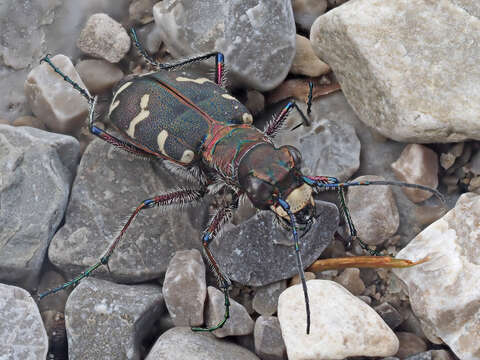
[153,0,296,91]
[291,0,328,31]
[395,332,428,359]
[394,193,480,360]
[145,326,260,360]
[12,115,47,130]
[291,35,330,77]
[162,249,206,327]
[129,0,156,24]
[334,268,366,296]
[205,286,254,338]
[252,280,287,316]
[0,283,48,360]
[405,350,455,360]
[254,316,287,360]
[278,280,399,360]
[391,144,439,203]
[347,175,400,245]
[77,13,131,63]
[0,126,79,289]
[211,200,338,286]
[25,54,89,135]
[65,278,164,360]
[310,0,480,143]
[75,59,124,94]
[275,102,361,181]
[49,139,208,283]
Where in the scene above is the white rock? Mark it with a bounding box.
[393,193,480,360]
[24,54,89,135]
[0,283,48,359]
[278,280,399,360]
[77,13,131,63]
[310,0,480,143]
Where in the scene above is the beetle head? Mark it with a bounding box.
[238,144,315,227]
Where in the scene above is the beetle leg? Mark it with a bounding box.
[263,100,311,138]
[191,195,239,332]
[130,28,226,86]
[38,188,205,299]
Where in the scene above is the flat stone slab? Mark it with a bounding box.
[311,0,480,143]
[0,283,48,360]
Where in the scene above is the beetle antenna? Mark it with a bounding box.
[278,198,311,335]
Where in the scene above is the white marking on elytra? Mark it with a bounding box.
[221,94,237,101]
[176,76,214,84]
[242,113,253,124]
[180,149,195,163]
[126,94,150,138]
[109,81,132,116]
[157,130,168,155]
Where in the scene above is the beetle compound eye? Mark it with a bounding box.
[244,175,274,209]
[285,145,302,168]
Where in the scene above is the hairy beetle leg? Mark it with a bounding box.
[39,189,204,299]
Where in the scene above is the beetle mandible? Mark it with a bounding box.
[39,28,443,335]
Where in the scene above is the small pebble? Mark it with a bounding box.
[395,332,428,359]
[391,144,439,202]
[334,268,366,296]
[129,0,156,24]
[75,59,124,94]
[291,34,330,77]
[77,13,131,63]
[252,280,287,316]
[244,90,265,116]
[254,316,287,360]
[289,272,315,286]
[12,115,46,130]
[374,302,403,330]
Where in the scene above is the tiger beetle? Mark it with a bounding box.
[39,28,444,335]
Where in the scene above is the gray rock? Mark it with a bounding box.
[394,193,480,360]
[254,316,287,360]
[0,125,79,289]
[252,280,287,316]
[0,283,48,360]
[310,0,480,143]
[163,249,206,327]
[129,0,156,25]
[347,175,400,245]
[145,326,261,360]
[391,144,439,203]
[275,102,361,181]
[65,278,164,360]
[395,332,428,359]
[334,268,366,296]
[278,280,399,359]
[374,302,403,330]
[77,13,131,63]
[48,139,208,284]
[12,115,47,131]
[405,350,455,360]
[75,59,124,94]
[205,286,254,338]
[152,0,296,91]
[291,0,328,31]
[211,200,338,286]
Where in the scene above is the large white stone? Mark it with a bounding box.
[278,280,398,360]
[394,193,480,360]
[310,0,480,143]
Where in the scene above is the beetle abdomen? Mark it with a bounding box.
[108,70,252,165]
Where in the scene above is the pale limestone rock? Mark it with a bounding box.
[24,54,89,135]
[347,175,399,245]
[0,284,48,360]
[291,35,330,77]
[77,13,131,63]
[334,268,366,296]
[393,193,480,360]
[162,249,206,327]
[391,144,439,203]
[278,280,399,359]
[310,0,480,143]
[254,316,287,360]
